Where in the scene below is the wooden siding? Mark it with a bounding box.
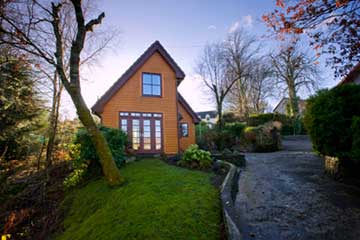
[178,103,196,151]
[101,52,179,154]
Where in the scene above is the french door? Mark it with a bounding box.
[119,112,163,153]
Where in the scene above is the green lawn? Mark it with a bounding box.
[56,159,221,240]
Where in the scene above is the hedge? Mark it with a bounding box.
[74,126,128,169]
[304,84,360,162]
[247,113,306,135]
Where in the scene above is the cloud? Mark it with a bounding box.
[228,15,254,33]
[207,25,217,30]
[242,15,253,28]
[228,21,240,33]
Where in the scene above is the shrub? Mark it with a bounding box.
[74,126,127,170]
[244,126,257,143]
[244,122,281,152]
[247,113,306,135]
[196,122,246,151]
[179,144,212,169]
[351,117,360,163]
[247,113,288,126]
[304,84,360,161]
[196,122,212,149]
[223,112,242,123]
[224,122,246,136]
[63,163,88,189]
[63,143,88,189]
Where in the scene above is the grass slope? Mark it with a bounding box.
[57,159,221,240]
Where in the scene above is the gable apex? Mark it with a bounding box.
[92,41,185,115]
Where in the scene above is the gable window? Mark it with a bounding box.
[142,73,161,96]
[180,123,189,137]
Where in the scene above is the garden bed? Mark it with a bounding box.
[55,159,223,240]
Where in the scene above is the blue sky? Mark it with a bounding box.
[61,0,338,118]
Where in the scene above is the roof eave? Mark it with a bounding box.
[91,40,186,115]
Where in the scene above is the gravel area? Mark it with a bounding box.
[235,136,360,240]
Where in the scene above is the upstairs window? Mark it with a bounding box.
[142,73,161,96]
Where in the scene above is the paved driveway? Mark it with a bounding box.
[235,136,360,240]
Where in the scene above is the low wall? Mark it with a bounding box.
[218,160,242,240]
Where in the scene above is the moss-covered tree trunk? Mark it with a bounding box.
[68,87,124,185]
[51,0,123,186]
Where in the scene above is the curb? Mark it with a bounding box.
[217,160,242,240]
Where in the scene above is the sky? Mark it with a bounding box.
[61,0,339,119]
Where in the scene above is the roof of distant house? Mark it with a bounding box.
[337,62,360,86]
[273,97,307,113]
[196,110,218,119]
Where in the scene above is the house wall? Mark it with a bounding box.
[178,103,196,151]
[100,51,179,154]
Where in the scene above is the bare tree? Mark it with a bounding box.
[247,60,273,114]
[270,40,321,117]
[223,30,260,119]
[196,43,237,130]
[0,0,123,185]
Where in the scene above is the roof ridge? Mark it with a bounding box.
[92,41,185,115]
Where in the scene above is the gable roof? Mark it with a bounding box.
[337,62,360,86]
[92,41,186,115]
[178,93,201,124]
[273,97,307,113]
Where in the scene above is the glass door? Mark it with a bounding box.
[132,119,140,150]
[142,119,152,150]
[120,112,162,153]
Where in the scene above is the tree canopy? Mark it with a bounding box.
[263,0,360,77]
[0,51,45,160]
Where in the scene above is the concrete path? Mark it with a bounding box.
[236,136,360,240]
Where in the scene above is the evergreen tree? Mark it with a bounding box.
[0,53,45,160]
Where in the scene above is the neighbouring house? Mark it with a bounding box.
[273,97,307,116]
[337,62,360,86]
[92,41,200,155]
[196,110,218,128]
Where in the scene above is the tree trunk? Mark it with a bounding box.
[45,72,63,181]
[216,98,224,131]
[288,81,298,117]
[68,87,124,186]
[51,1,123,186]
[37,141,45,171]
[45,73,58,170]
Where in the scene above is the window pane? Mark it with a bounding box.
[132,119,140,150]
[181,123,188,137]
[152,74,161,85]
[143,73,152,84]
[152,85,161,96]
[121,119,127,132]
[143,84,152,95]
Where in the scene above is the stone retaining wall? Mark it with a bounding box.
[218,160,242,240]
